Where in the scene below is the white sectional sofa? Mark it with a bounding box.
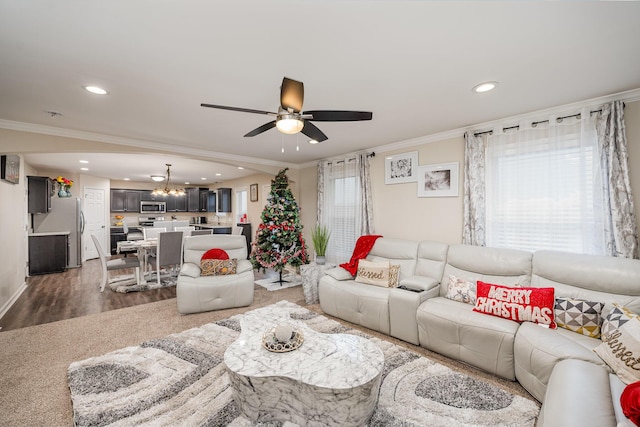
[318,238,640,427]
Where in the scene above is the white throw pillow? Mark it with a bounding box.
[180,262,201,278]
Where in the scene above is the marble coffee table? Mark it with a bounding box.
[224,305,385,426]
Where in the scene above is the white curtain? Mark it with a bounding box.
[483,108,606,255]
[318,153,374,264]
[597,101,639,258]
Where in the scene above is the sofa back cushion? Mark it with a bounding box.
[440,244,533,297]
[415,240,449,282]
[183,234,247,264]
[532,250,640,313]
[366,238,418,281]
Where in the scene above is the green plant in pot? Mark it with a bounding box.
[311,225,330,265]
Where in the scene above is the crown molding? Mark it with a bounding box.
[0,119,298,170]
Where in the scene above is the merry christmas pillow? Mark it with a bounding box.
[473,281,556,328]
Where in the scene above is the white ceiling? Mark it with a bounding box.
[2,1,640,183]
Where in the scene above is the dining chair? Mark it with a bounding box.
[191,229,213,236]
[143,227,167,240]
[146,231,184,286]
[91,234,140,292]
[175,226,196,236]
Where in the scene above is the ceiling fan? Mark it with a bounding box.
[201,77,373,143]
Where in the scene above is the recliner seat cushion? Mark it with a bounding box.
[514,321,605,402]
[417,297,519,380]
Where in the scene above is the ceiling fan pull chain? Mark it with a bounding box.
[281,134,285,153]
[296,133,300,152]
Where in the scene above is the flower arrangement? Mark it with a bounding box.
[54,176,74,197]
[55,176,74,188]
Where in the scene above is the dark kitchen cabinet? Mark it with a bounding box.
[207,191,217,212]
[199,190,209,212]
[29,233,68,275]
[111,190,141,212]
[217,187,232,212]
[166,195,187,212]
[27,176,53,214]
[186,188,199,212]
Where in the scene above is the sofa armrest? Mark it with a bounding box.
[179,262,201,278]
[325,266,354,281]
[236,259,253,274]
[389,275,441,345]
[399,275,440,295]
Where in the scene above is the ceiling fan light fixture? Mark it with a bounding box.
[276,117,304,135]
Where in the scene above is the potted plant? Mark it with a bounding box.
[311,225,330,265]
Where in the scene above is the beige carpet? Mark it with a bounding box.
[0,285,537,427]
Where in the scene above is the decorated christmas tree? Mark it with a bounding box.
[251,168,309,282]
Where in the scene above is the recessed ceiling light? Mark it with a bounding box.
[309,139,319,145]
[185,182,190,185]
[124,178,130,181]
[215,173,221,176]
[79,160,89,164]
[83,85,108,95]
[201,177,207,181]
[151,175,165,182]
[80,167,89,171]
[472,81,498,93]
[238,167,244,170]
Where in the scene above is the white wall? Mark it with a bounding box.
[0,157,34,318]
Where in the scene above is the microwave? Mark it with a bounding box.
[140,200,166,214]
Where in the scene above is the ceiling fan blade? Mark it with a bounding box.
[280,77,304,112]
[301,121,328,142]
[303,110,373,122]
[244,121,276,137]
[201,103,276,116]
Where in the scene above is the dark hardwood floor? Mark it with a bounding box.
[0,258,176,332]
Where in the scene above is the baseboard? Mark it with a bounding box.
[0,281,27,321]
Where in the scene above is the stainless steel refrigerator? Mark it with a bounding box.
[33,197,85,268]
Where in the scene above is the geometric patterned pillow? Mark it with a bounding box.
[601,303,637,338]
[554,297,605,339]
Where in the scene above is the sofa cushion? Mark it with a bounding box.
[473,281,556,328]
[555,297,604,338]
[417,297,519,380]
[355,260,390,287]
[201,258,237,276]
[514,321,606,402]
[201,248,229,260]
[595,311,640,385]
[445,274,476,305]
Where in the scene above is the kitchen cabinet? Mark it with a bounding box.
[208,191,217,212]
[29,233,68,275]
[166,195,187,212]
[186,188,199,212]
[27,176,53,214]
[199,189,209,212]
[212,226,232,234]
[111,189,141,212]
[217,187,232,212]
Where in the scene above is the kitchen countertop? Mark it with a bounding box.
[29,231,71,236]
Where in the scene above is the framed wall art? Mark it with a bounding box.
[417,162,459,197]
[384,151,419,184]
[1,154,20,184]
[250,183,259,202]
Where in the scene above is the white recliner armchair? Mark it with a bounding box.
[176,234,255,314]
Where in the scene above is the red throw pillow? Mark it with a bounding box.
[201,248,229,261]
[473,281,556,329]
[621,381,640,426]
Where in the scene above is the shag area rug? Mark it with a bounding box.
[254,275,302,291]
[68,301,539,426]
[108,273,177,293]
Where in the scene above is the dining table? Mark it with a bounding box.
[116,239,158,285]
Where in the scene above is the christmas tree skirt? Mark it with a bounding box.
[255,273,302,291]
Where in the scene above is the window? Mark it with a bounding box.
[485,116,605,255]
